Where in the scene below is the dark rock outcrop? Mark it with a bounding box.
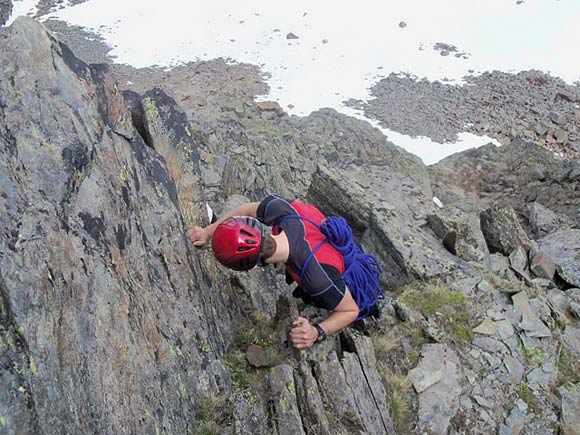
[0,0,12,26]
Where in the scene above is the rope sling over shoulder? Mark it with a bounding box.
[276,214,384,319]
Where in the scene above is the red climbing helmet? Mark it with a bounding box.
[212,216,265,271]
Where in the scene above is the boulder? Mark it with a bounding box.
[537,230,580,287]
[308,163,466,290]
[530,252,556,281]
[245,345,269,368]
[527,201,574,237]
[427,211,490,265]
[480,203,531,255]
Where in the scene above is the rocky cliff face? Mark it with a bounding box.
[1,17,580,435]
[0,18,237,434]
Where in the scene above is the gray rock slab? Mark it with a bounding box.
[503,354,524,384]
[341,332,396,434]
[513,292,552,338]
[313,351,365,432]
[411,344,462,434]
[342,353,393,435]
[567,288,580,318]
[526,365,557,391]
[294,362,332,435]
[546,289,572,325]
[269,365,306,435]
[510,246,529,277]
[473,337,508,353]
[528,201,574,237]
[473,318,500,336]
[498,406,525,435]
[232,389,273,435]
[559,384,580,435]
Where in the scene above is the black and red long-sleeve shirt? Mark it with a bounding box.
[257,195,346,311]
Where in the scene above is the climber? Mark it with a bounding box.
[187,195,383,349]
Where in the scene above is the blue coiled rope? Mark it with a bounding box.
[277,214,384,319]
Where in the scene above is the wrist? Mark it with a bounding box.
[313,323,327,342]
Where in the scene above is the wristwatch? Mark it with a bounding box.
[313,323,327,342]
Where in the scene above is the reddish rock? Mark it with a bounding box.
[530,252,556,280]
[246,344,269,368]
[257,101,282,111]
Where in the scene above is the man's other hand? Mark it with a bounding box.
[187,226,210,247]
[290,317,319,349]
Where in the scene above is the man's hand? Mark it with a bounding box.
[187,226,210,247]
[290,317,319,349]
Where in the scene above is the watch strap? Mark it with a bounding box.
[313,323,327,342]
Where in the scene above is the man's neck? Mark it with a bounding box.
[267,232,289,264]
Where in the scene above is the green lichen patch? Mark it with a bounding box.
[483,273,528,294]
[518,383,539,411]
[234,312,277,349]
[399,280,474,344]
[558,348,580,386]
[223,351,252,390]
[524,347,547,367]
